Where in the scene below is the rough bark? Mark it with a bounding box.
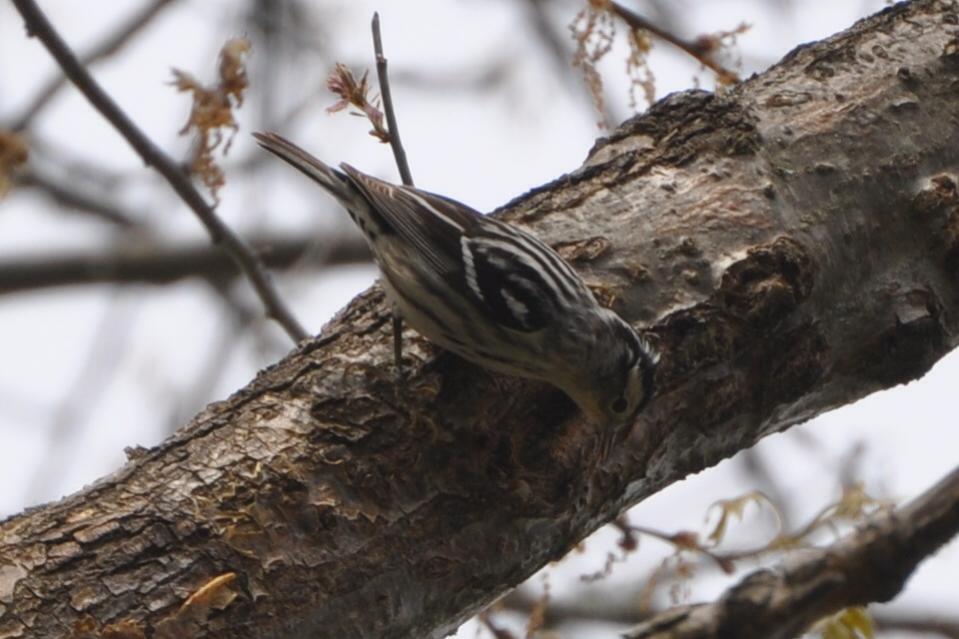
[2,1,959,637]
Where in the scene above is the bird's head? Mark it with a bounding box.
[562,309,658,436]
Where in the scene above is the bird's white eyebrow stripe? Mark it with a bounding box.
[404,189,465,232]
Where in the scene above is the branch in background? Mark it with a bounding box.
[606,1,740,85]
[0,233,370,296]
[503,589,959,638]
[500,586,653,628]
[11,0,308,342]
[10,0,180,131]
[15,166,140,227]
[568,0,745,123]
[371,12,413,187]
[625,465,959,639]
[873,611,959,638]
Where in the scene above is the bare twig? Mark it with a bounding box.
[371,12,413,187]
[607,1,739,85]
[0,233,370,296]
[11,0,180,131]
[624,464,959,639]
[12,0,308,342]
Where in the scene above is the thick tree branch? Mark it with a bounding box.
[624,464,959,639]
[0,233,370,296]
[1,1,958,638]
[11,0,309,343]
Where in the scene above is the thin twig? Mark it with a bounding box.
[371,12,413,187]
[11,0,180,131]
[12,0,309,343]
[608,1,739,84]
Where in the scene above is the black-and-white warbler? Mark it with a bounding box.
[254,132,658,454]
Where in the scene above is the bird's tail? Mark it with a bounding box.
[252,131,357,205]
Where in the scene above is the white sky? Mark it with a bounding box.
[0,1,954,637]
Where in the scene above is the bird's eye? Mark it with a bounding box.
[611,397,629,414]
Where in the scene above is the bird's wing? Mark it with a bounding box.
[342,167,559,333]
[340,165,480,276]
[459,233,556,332]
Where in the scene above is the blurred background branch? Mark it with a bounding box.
[0,233,368,295]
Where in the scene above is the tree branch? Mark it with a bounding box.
[0,1,957,637]
[11,0,309,343]
[0,233,370,296]
[624,464,959,639]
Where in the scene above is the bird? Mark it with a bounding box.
[254,131,658,458]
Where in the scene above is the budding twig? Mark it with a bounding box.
[371,12,414,187]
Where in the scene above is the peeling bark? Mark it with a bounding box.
[2,1,959,637]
